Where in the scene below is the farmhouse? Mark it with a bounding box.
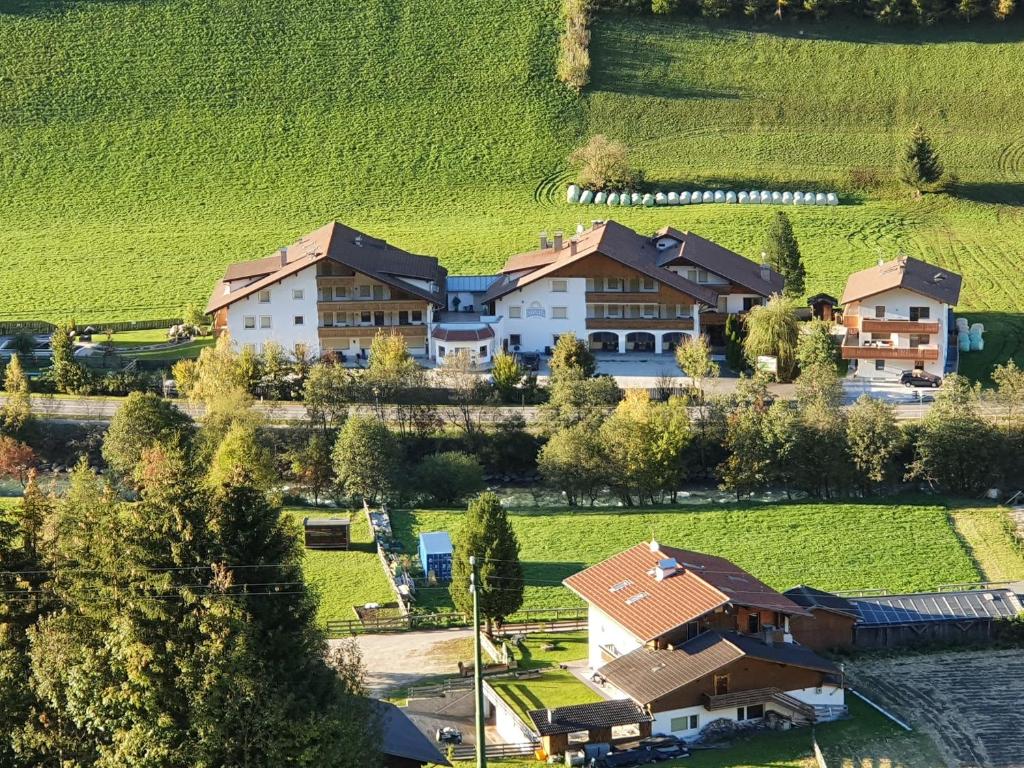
[478,221,783,356]
[563,542,845,741]
[840,255,962,382]
[206,221,447,360]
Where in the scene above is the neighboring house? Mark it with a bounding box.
[563,542,845,740]
[839,255,962,381]
[783,585,860,652]
[372,699,451,768]
[206,221,447,360]
[478,221,783,357]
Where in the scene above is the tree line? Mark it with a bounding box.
[614,0,1016,24]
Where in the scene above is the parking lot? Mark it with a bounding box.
[848,649,1024,768]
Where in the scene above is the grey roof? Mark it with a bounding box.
[447,275,501,292]
[527,699,652,737]
[850,589,1024,627]
[655,227,785,297]
[599,631,837,705]
[841,255,962,306]
[784,585,860,618]
[304,517,351,527]
[373,699,451,766]
[419,531,453,555]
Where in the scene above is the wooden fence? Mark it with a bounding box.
[324,607,587,637]
[450,742,536,761]
[0,318,182,336]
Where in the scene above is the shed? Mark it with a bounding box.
[807,293,839,322]
[418,531,454,583]
[527,700,653,757]
[303,517,351,550]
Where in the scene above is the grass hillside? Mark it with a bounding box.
[3,2,1024,372]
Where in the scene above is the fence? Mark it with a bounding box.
[0,318,182,336]
[323,607,587,637]
[812,730,828,768]
[450,742,536,761]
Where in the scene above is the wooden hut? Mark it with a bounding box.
[303,517,351,550]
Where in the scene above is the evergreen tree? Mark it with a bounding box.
[450,492,524,632]
[899,124,945,194]
[796,319,839,371]
[490,352,525,403]
[724,315,746,372]
[290,431,335,506]
[548,333,596,381]
[763,212,805,298]
[208,422,278,496]
[2,353,32,437]
[51,320,90,395]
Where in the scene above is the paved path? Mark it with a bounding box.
[330,628,475,695]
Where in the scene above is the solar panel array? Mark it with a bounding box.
[851,590,1023,627]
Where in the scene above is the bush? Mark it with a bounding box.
[557,0,591,92]
[569,135,643,191]
[413,451,485,505]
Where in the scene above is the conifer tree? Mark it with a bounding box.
[2,353,32,437]
[899,124,945,195]
[450,492,524,633]
[763,211,805,298]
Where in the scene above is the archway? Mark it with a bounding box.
[588,331,619,353]
[625,332,655,353]
[661,332,688,353]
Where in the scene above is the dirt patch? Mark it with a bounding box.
[848,649,1024,768]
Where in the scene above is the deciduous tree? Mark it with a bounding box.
[846,395,902,491]
[2,353,32,437]
[101,391,192,482]
[743,295,800,382]
[538,423,608,506]
[0,437,38,488]
[332,415,400,504]
[549,332,596,381]
[413,452,485,506]
[490,351,525,403]
[569,135,642,190]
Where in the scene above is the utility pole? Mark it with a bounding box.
[470,555,487,768]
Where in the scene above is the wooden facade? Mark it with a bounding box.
[788,609,856,652]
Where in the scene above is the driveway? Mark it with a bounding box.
[332,628,475,695]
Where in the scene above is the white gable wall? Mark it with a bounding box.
[225,265,320,354]
[493,277,588,352]
[588,604,644,671]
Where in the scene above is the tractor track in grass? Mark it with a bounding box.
[533,166,572,207]
[997,136,1024,181]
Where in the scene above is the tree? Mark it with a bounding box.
[790,397,849,498]
[51,319,90,394]
[795,361,842,409]
[304,361,352,434]
[189,332,251,412]
[450,492,524,633]
[743,294,800,382]
[490,351,525,403]
[540,375,620,433]
[797,319,839,370]
[364,330,426,434]
[846,395,902,491]
[101,391,193,481]
[718,401,775,500]
[556,0,590,92]
[538,423,608,506]
[435,349,483,435]
[171,357,199,398]
[762,212,805,298]
[208,422,278,496]
[332,415,400,504]
[994,0,1016,19]
[991,360,1024,480]
[290,432,335,506]
[569,135,643,191]
[675,335,719,402]
[652,0,679,12]
[413,452,485,506]
[724,314,746,372]
[0,437,38,488]
[899,124,945,195]
[1,353,32,437]
[181,303,206,329]
[549,332,596,381]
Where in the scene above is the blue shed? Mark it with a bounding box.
[418,531,454,583]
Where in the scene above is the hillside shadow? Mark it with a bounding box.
[952,182,1024,206]
[0,0,154,15]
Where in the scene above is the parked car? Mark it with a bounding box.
[518,352,540,372]
[435,726,462,745]
[900,369,941,388]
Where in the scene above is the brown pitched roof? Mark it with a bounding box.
[840,256,962,306]
[206,222,447,313]
[600,631,840,705]
[482,221,719,307]
[431,326,494,342]
[563,543,809,644]
[223,254,286,282]
[655,227,785,297]
[527,700,652,737]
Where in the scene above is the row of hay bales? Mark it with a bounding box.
[566,185,840,207]
[956,317,985,352]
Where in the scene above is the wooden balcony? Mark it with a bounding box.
[851,317,940,334]
[317,300,427,312]
[841,337,940,361]
[317,325,427,340]
[585,291,662,303]
[585,317,694,331]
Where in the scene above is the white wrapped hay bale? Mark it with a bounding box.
[827,192,839,205]
[631,192,642,206]
[567,184,580,203]
[668,191,679,205]
[726,191,737,203]
[956,317,969,333]
[702,191,714,203]
[594,191,607,205]
[606,192,619,206]
[793,192,804,204]
[714,190,725,203]
[970,323,985,336]
[690,191,702,204]
[959,332,971,353]
[580,189,594,204]
[738,191,750,204]
[758,191,771,204]
[620,192,632,206]
[782,191,793,204]
[815,193,827,205]
[771,191,783,204]
[655,192,667,205]
[680,191,691,205]
[643,193,654,207]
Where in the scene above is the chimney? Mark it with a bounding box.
[654,558,678,582]
[649,539,660,553]
[553,231,564,251]
[576,223,585,235]
[278,247,288,266]
[547,708,554,723]
[569,238,577,256]
[540,231,549,250]
[759,252,770,282]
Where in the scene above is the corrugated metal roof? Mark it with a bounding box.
[447,275,500,292]
[851,589,1023,626]
[784,585,860,618]
[527,699,652,736]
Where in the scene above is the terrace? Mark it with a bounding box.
[840,333,939,361]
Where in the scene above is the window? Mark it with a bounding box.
[360,311,371,324]
[714,675,729,695]
[627,278,640,292]
[642,305,656,319]
[508,306,522,319]
[551,279,568,293]
[606,277,622,291]
[870,332,892,341]
[642,278,656,291]
[437,346,445,358]
[509,334,521,347]
[875,359,885,371]
[479,345,488,357]
[373,285,385,300]
[293,315,304,326]
[258,290,271,303]
[910,306,931,321]
[698,269,710,283]
[585,278,596,291]
[607,305,622,318]
[747,613,760,634]
[411,310,423,323]
[914,360,925,370]
[259,316,271,329]
[398,311,409,325]
[686,269,698,282]
[292,289,304,300]
[909,333,930,348]
[321,313,334,327]
[743,297,762,311]
[738,704,764,721]
[874,305,885,319]
[717,295,728,313]
[552,306,567,320]
[669,714,699,732]
[334,286,348,300]
[359,284,371,298]
[373,311,385,326]
[243,316,256,329]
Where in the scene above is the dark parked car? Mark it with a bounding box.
[900,369,941,388]
[518,352,541,372]
[435,726,462,745]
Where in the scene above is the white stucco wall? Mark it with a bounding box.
[847,288,949,381]
[493,277,588,352]
[224,266,320,354]
[588,605,643,671]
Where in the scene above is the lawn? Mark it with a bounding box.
[489,668,602,723]
[283,508,396,624]
[949,507,1024,582]
[392,501,981,614]
[4,2,1024,382]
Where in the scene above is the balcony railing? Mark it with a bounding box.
[585,317,695,330]
[317,299,426,311]
[841,334,939,361]
[845,316,940,334]
[318,325,426,339]
[585,291,661,302]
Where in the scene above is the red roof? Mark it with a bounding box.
[431,326,494,342]
[563,543,809,643]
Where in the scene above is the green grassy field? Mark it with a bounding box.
[3,2,1024,378]
[391,501,981,614]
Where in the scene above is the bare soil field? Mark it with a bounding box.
[848,649,1024,768]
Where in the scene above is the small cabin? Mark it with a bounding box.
[303,517,351,550]
[418,531,453,583]
[807,293,839,323]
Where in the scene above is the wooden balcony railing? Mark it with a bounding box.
[585,317,695,331]
[317,300,427,312]
[318,325,427,339]
[841,339,940,361]
[845,316,940,334]
[585,291,662,303]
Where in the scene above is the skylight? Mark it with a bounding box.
[609,580,633,593]
[625,592,650,606]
